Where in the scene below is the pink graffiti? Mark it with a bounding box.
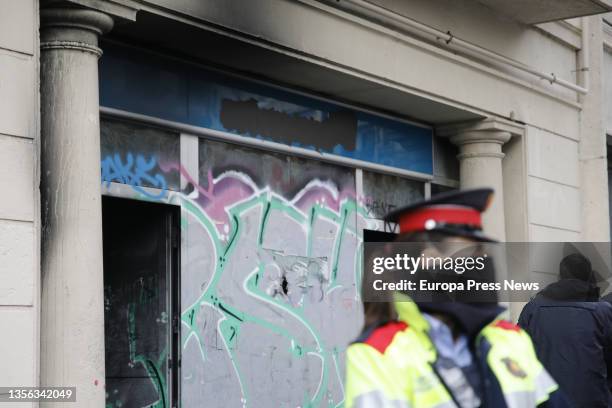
[292,188,357,213]
[158,161,357,233]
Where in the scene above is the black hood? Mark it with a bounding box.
[539,278,600,302]
[416,302,505,338]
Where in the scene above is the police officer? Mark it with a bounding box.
[345,188,568,408]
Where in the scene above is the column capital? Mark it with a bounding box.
[436,117,523,160]
[41,7,114,57]
[436,117,524,139]
[449,131,511,160]
[40,0,140,57]
[41,0,140,22]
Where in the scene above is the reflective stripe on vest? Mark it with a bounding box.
[501,369,557,408]
[504,370,557,408]
[351,390,460,408]
[533,369,558,405]
[352,390,412,408]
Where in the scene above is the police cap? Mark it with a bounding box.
[384,188,495,241]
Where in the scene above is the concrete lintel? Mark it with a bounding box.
[436,117,525,138]
[42,0,141,22]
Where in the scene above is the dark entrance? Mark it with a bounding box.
[103,196,180,408]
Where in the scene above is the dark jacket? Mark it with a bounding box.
[518,279,612,408]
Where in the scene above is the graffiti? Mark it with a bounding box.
[102,148,385,407]
[362,196,397,219]
[101,153,168,199]
[178,169,370,408]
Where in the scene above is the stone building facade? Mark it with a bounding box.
[1,0,612,406]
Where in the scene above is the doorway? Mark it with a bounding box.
[102,196,180,408]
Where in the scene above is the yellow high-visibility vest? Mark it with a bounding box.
[345,299,559,408]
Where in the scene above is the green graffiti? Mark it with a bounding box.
[124,303,169,408]
[177,188,368,408]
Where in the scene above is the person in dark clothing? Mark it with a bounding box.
[518,253,612,408]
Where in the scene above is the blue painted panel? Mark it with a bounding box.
[99,43,433,174]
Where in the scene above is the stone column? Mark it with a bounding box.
[40,6,113,407]
[438,119,522,241]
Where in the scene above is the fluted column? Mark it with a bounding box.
[40,6,113,407]
[438,119,522,241]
